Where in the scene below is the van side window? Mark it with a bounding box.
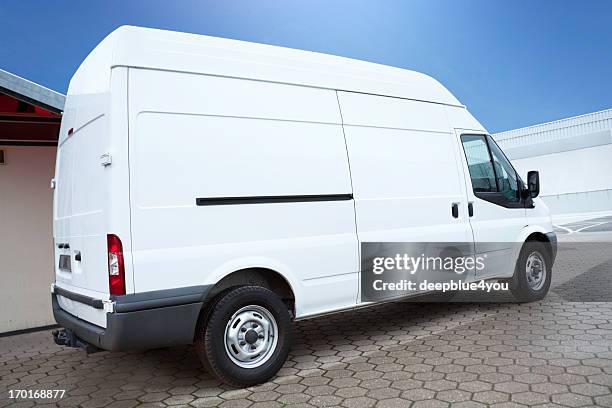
[461,135,497,193]
[487,135,519,202]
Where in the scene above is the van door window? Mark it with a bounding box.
[460,134,523,208]
[461,135,497,192]
[487,135,519,202]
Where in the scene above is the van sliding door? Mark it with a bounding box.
[337,91,475,302]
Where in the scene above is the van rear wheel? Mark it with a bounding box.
[510,241,552,302]
[195,286,292,387]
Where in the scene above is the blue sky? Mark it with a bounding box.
[1,0,610,132]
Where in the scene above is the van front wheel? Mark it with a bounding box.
[510,241,552,302]
[195,286,292,387]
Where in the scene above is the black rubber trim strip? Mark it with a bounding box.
[546,231,558,263]
[0,140,58,147]
[54,286,104,309]
[53,285,212,313]
[0,115,61,123]
[0,324,60,338]
[112,285,212,313]
[196,193,353,206]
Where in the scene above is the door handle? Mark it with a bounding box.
[468,202,474,217]
[451,202,459,218]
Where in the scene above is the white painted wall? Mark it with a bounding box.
[0,146,56,332]
[510,145,612,215]
[494,109,612,216]
[511,145,612,197]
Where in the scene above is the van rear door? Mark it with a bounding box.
[53,102,111,326]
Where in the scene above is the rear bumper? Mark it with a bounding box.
[52,287,208,351]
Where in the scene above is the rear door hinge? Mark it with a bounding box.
[100,153,112,167]
[103,300,115,313]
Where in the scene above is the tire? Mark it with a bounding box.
[510,241,552,302]
[195,286,292,387]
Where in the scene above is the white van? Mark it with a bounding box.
[51,26,556,386]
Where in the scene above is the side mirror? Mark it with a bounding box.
[527,171,540,198]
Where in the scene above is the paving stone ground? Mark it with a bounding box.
[2,233,612,407]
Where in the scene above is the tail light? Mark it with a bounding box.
[107,234,125,296]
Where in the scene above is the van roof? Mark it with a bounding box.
[69,25,462,107]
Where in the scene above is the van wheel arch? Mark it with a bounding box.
[201,268,295,319]
[524,232,553,258]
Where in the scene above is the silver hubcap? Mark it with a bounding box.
[224,305,278,368]
[526,251,546,291]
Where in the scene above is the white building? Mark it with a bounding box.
[493,109,612,217]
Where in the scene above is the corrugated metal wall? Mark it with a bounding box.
[494,109,612,149]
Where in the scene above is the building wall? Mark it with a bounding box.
[509,145,612,215]
[0,145,56,332]
[494,109,612,216]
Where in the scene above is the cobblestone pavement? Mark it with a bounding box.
[2,234,612,407]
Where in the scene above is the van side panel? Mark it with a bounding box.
[337,92,473,248]
[127,69,359,317]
